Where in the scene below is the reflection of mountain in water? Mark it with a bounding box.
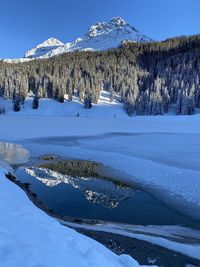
[26,167,135,209]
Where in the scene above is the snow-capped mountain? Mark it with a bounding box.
[3,17,151,62]
[23,17,151,60]
[43,17,151,58]
[25,37,65,58]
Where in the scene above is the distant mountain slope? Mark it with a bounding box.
[42,17,151,58]
[22,17,151,60]
[25,38,65,58]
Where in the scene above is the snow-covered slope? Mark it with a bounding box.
[0,91,126,118]
[25,37,65,58]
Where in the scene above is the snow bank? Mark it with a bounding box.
[0,142,30,164]
[0,165,151,267]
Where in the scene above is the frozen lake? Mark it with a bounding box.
[15,159,200,228]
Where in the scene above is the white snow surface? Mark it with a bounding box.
[0,91,124,118]
[1,94,200,262]
[1,95,200,218]
[0,93,156,267]
[25,37,65,58]
[3,17,151,62]
[1,95,200,215]
[0,142,30,164]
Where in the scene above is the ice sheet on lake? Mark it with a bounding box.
[0,165,153,267]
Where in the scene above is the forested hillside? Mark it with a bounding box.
[1,34,200,116]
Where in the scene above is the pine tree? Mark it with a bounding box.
[1,107,6,114]
[124,91,135,116]
[13,98,21,112]
[109,87,115,102]
[32,96,39,109]
[1,34,200,117]
[57,95,65,103]
[84,89,92,109]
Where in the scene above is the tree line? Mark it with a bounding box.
[0,34,200,115]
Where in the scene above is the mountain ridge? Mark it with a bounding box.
[25,38,65,58]
[3,17,151,62]
[41,17,151,59]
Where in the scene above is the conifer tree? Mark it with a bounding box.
[32,96,39,109]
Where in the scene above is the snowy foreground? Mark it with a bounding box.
[1,97,200,265]
[0,166,147,267]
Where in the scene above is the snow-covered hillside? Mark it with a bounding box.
[0,91,127,118]
[3,17,151,62]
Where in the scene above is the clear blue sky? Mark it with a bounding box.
[1,0,200,58]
